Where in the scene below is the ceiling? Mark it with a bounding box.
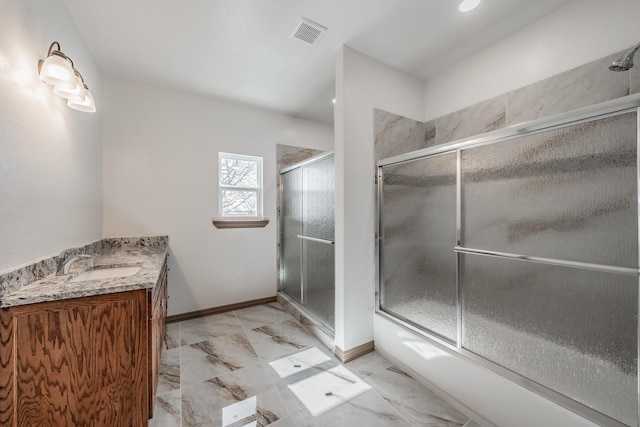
[61,0,573,124]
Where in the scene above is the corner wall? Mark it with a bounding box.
[333,46,423,352]
[102,77,333,316]
[0,0,103,271]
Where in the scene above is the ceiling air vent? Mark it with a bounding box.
[292,18,327,45]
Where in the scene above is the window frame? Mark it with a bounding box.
[218,152,264,219]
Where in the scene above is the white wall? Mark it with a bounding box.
[334,46,423,351]
[0,0,103,271]
[376,1,640,426]
[424,0,640,120]
[102,77,333,315]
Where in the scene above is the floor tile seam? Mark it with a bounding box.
[271,372,302,423]
[377,391,436,427]
[361,373,469,426]
[179,363,255,391]
[359,370,426,395]
[239,319,307,359]
[241,327,275,361]
[233,307,273,334]
[317,388,411,427]
[180,329,241,344]
[155,387,179,398]
[260,381,298,425]
[179,332,256,359]
[349,372,416,426]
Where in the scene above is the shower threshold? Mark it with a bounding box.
[277,291,335,353]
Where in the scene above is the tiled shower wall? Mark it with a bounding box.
[375,50,640,160]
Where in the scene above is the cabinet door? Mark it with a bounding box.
[0,308,13,426]
[11,291,148,427]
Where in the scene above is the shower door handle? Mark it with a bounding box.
[454,245,638,276]
[297,235,335,245]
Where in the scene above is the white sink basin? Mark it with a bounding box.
[70,265,140,283]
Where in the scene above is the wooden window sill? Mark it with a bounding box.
[211,218,270,229]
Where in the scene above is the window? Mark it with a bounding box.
[219,152,263,218]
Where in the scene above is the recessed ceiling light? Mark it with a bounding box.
[332,98,336,104]
[459,0,481,12]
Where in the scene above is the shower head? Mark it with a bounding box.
[609,42,640,71]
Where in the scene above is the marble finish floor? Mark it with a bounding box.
[150,302,473,427]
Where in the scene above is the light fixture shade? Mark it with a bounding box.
[459,0,481,12]
[67,86,96,113]
[39,52,75,89]
[40,42,96,112]
[53,71,85,101]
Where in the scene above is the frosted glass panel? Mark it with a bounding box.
[377,109,640,426]
[303,155,335,241]
[303,241,335,328]
[281,169,302,302]
[280,154,335,332]
[461,254,638,426]
[462,112,637,267]
[380,153,458,342]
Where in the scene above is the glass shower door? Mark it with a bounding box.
[301,155,335,328]
[281,168,302,302]
[280,153,335,332]
[379,152,458,342]
[458,111,638,426]
[377,108,639,427]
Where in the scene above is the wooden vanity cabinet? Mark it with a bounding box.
[0,290,148,426]
[0,255,168,426]
[148,257,168,416]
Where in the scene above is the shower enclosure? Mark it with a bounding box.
[377,98,640,427]
[280,152,335,333]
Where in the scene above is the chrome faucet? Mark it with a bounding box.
[62,254,92,274]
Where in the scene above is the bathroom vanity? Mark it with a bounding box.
[0,237,168,426]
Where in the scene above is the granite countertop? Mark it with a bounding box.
[0,236,168,308]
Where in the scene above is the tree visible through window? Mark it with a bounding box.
[219,152,263,218]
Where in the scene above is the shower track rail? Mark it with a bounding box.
[376,93,640,427]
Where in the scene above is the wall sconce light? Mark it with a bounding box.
[39,41,96,113]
